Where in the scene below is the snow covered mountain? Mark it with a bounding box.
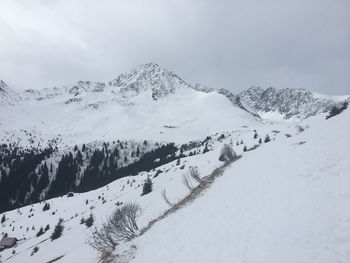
[237,86,349,121]
[0,63,258,148]
[0,108,349,263]
[0,63,349,263]
[1,63,348,148]
[0,80,21,107]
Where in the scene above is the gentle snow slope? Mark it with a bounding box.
[129,111,350,263]
[0,85,258,147]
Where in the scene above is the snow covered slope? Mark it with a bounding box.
[0,63,259,147]
[237,86,349,121]
[0,81,21,107]
[1,63,348,148]
[1,107,349,263]
[127,108,350,263]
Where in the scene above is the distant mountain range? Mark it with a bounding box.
[0,62,348,148]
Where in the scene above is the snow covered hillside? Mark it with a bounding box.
[1,107,349,263]
[237,86,349,121]
[1,63,348,148]
[128,110,350,263]
[0,63,258,148]
[0,63,349,263]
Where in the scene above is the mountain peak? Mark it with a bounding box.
[0,80,21,106]
[108,63,190,100]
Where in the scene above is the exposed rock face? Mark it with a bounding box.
[1,64,349,121]
[236,86,349,120]
[0,80,21,106]
[108,63,190,100]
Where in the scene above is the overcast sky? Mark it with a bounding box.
[0,0,349,95]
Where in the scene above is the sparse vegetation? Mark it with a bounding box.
[36,227,45,237]
[182,175,194,191]
[219,144,237,162]
[1,214,5,223]
[141,177,153,196]
[51,218,64,241]
[188,166,201,183]
[43,203,50,211]
[31,246,39,256]
[88,203,142,252]
[85,213,95,228]
[161,189,175,208]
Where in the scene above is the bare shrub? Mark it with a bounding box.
[88,225,117,253]
[99,248,116,263]
[219,144,237,162]
[189,166,201,183]
[161,189,174,208]
[182,175,193,191]
[88,203,142,253]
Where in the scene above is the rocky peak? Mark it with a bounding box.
[0,80,21,106]
[237,86,349,120]
[109,63,190,100]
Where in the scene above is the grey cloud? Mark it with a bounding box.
[0,0,349,95]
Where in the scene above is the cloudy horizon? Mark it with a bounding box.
[0,0,349,95]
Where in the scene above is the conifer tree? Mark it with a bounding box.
[84,213,94,228]
[142,177,153,196]
[50,218,64,241]
[1,213,6,223]
[36,227,44,237]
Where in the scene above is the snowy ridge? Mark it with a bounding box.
[0,63,350,263]
[0,64,259,148]
[237,86,350,121]
[0,80,21,107]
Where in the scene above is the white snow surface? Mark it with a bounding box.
[1,64,349,262]
[0,64,259,148]
[0,109,349,263]
[129,111,350,263]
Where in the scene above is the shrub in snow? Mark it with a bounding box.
[88,203,142,252]
[50,218,64,241]
[99,248,116,263]
[141,177,153,196]
[161,189,175,208]
[219,144,237,162]
[203,144,210,154]
[31,246,39,256]
[36,227,44,237]
[1,214,5,223]
[85,214,95,228]
[42,203,50,211]
[264,135,271,143]
[189,166,201,183]
[182,175,193,191]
